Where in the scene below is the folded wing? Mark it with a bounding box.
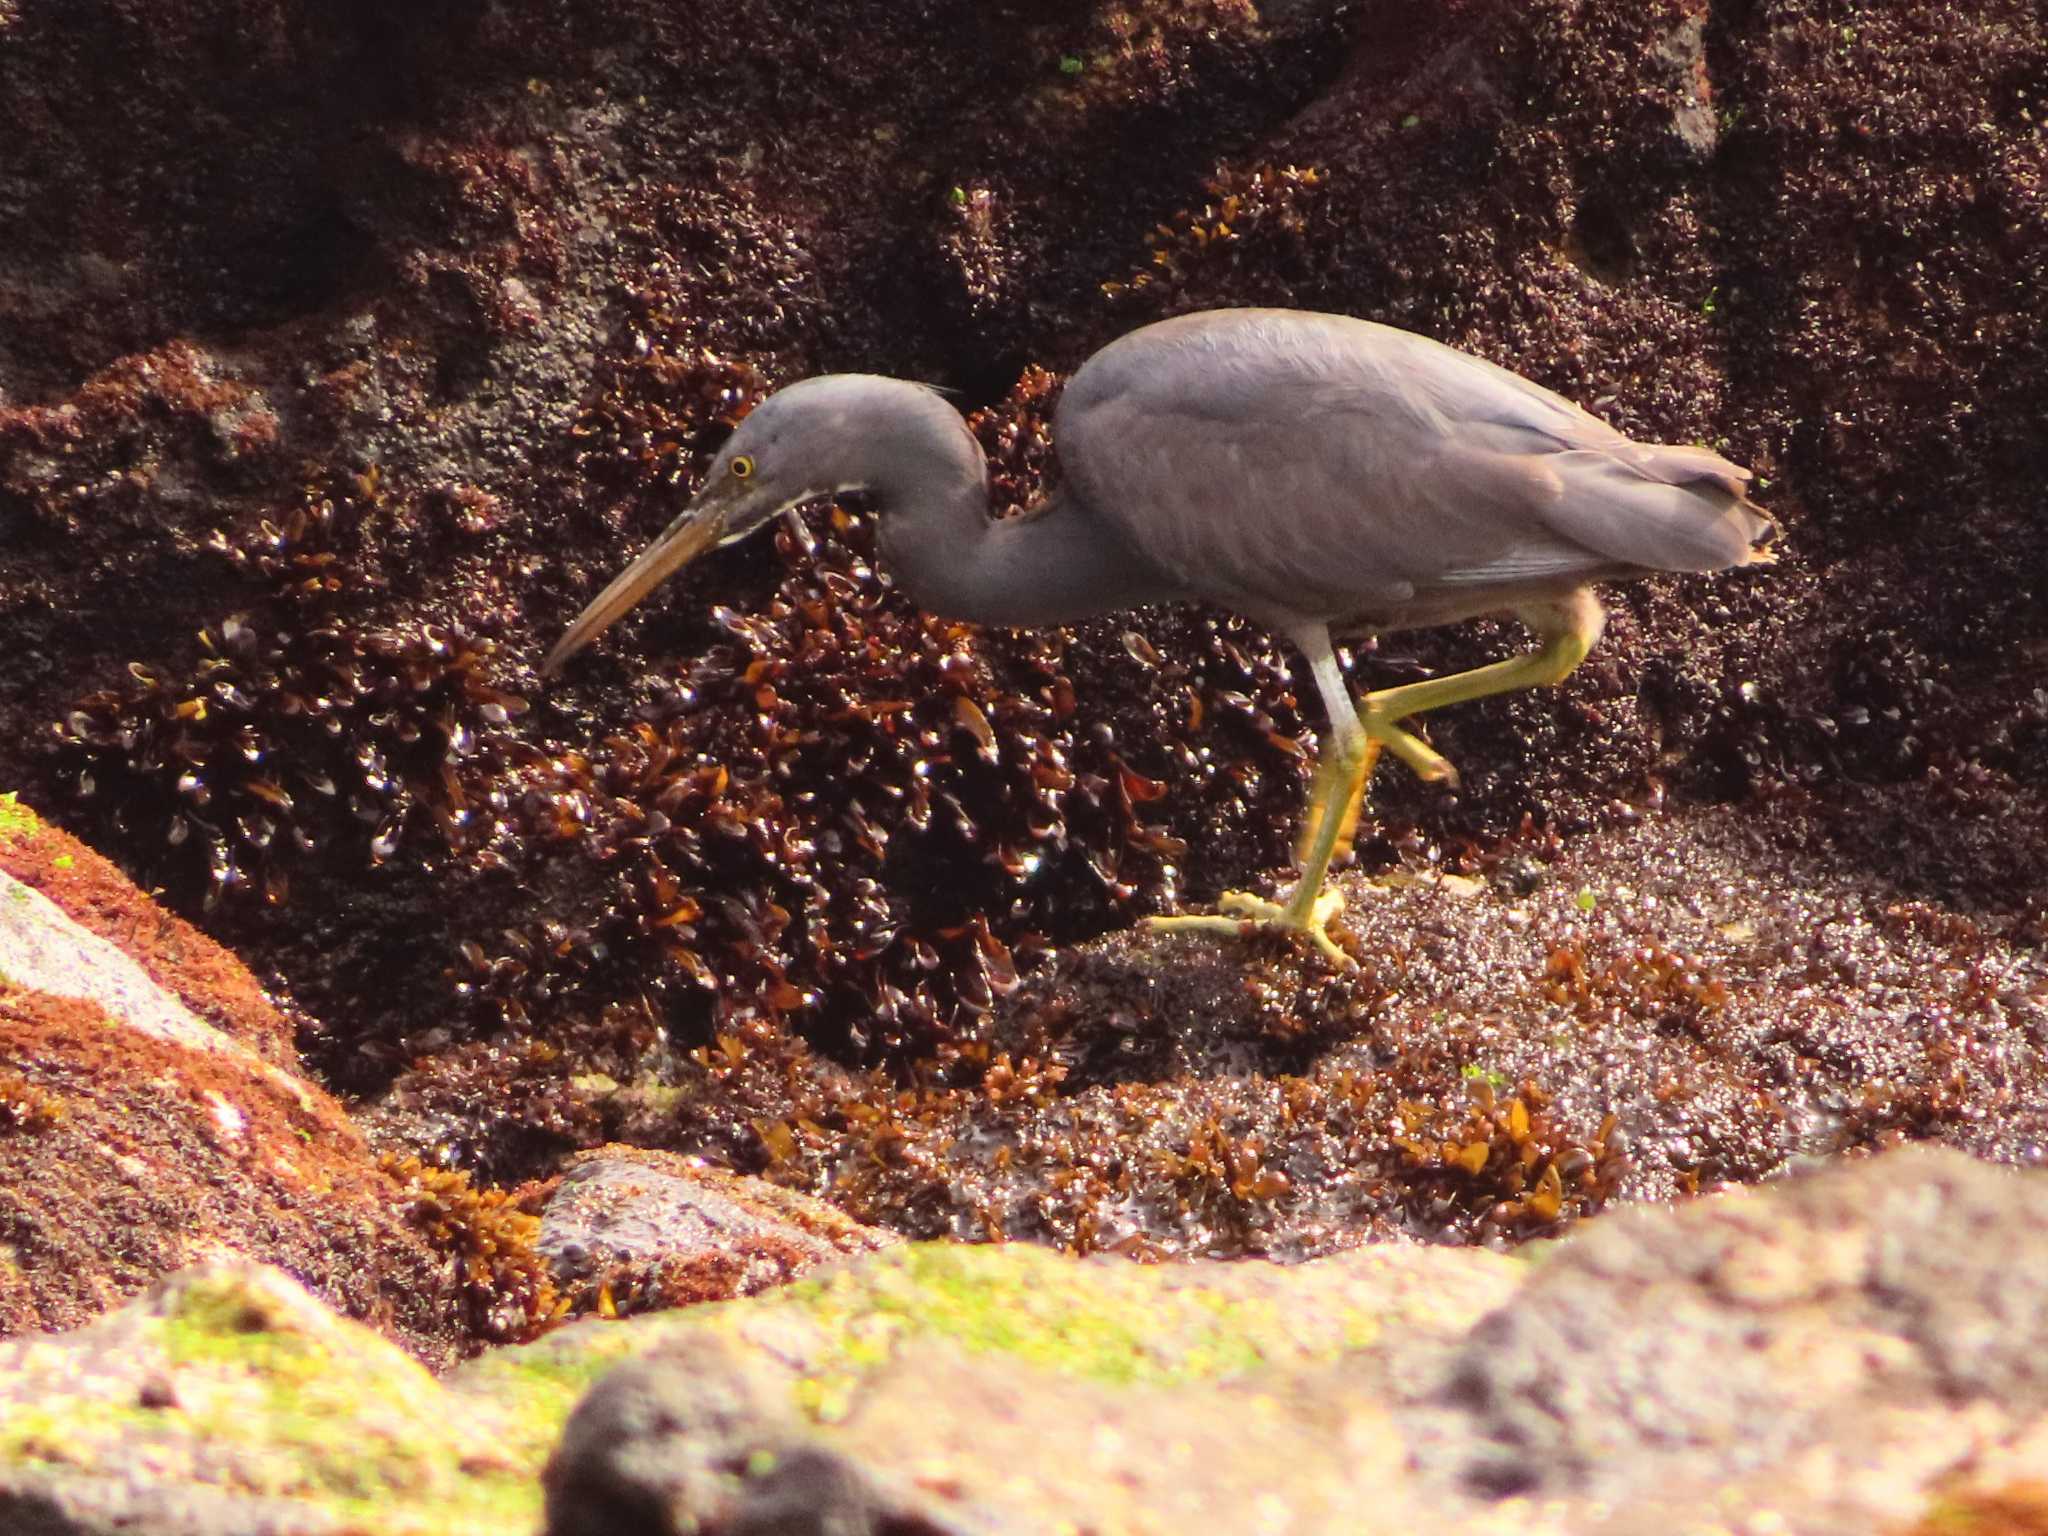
[1056,310,1774,623]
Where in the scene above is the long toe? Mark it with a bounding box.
[1367,719,1459,785]
[1145,888,1353,966]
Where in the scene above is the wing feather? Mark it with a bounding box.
[1054,310,1773,624]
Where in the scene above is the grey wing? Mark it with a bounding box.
[1055,310,1770,622]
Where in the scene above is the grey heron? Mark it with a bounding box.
[544,308,1775,962]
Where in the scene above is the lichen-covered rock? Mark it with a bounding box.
[0,1263,533,1536]
[541,1148,2048,1534]
[11,1148,2048,1535]
[537,1145,898,1312]
[0,795,460,1360]
[0,1233,1516,1536]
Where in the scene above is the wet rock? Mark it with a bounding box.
[0,6,2035,1528]
[0,795,458,1360]
[631,803,2043,1262]
[0,0,2043,1367]
[538,1146,897,1309]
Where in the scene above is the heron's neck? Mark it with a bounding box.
[878,485,1173,628]
[857,391,1180,628]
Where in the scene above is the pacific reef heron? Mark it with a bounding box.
[544,308,1775,961]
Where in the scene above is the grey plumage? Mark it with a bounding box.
[1056,310,1767,633]
[544,307,1775,962]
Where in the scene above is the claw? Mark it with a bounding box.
[1144,885,1353,966]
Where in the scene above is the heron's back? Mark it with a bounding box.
[1055,309,1773,632]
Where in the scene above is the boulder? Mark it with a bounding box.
[537,1145,898,1311]
[0,795,458,1361]
[10,1148,2048,1534]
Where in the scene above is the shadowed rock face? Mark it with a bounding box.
[0,0,2043,1260]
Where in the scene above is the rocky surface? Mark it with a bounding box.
[1,1,2046,1524]
[7,1147,2048,1535]
[0,0,2037,1265]
[591,801,2047,1257]
[535,1145,898,1312]
[0,795,461,1360]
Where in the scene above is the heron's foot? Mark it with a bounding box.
[1143,886,1352,966]
[1362,706,1460,786]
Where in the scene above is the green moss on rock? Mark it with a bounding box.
[0,1266,535,1532]
[1,1243,1509,1534]
[0,793,35,845]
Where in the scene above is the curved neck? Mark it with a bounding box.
[840,382,1179,628]
[878,487,1177,628]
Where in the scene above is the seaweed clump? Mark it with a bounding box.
[471,362,1310,1064]
[1393,1077,1622,1242]
[382,1153,560,1346]
[1101,162,1328,306]
[53,470,526,911]
[0,1069,66,1134]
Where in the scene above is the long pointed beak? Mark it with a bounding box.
[542,500,730,675]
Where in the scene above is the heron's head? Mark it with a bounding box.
[542,376,919,675]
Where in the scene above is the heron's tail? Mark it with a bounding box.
[1542,443,1779,574]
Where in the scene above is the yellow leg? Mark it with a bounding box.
[1326,738,1373,864]
[1358,592,1605,785]
[1139,593,1605,965]
[1144,732,1378,964]
[1280,734,1380,925]
[1144,624,1391,965]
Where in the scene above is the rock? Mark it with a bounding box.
[0,1263,530,1536]
[0,1230,1517,1534]
[15,1149,2048,1533]
[541,1333,810,1536]
[0,796,457,1360]
[0,0,2042,1281]
[1408,1143,2048,1526]
[1649,4,1719,161]
[538,1146,898,1310]
[544,1148,2048,1533]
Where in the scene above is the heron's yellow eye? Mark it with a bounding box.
[731,455,755,480]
